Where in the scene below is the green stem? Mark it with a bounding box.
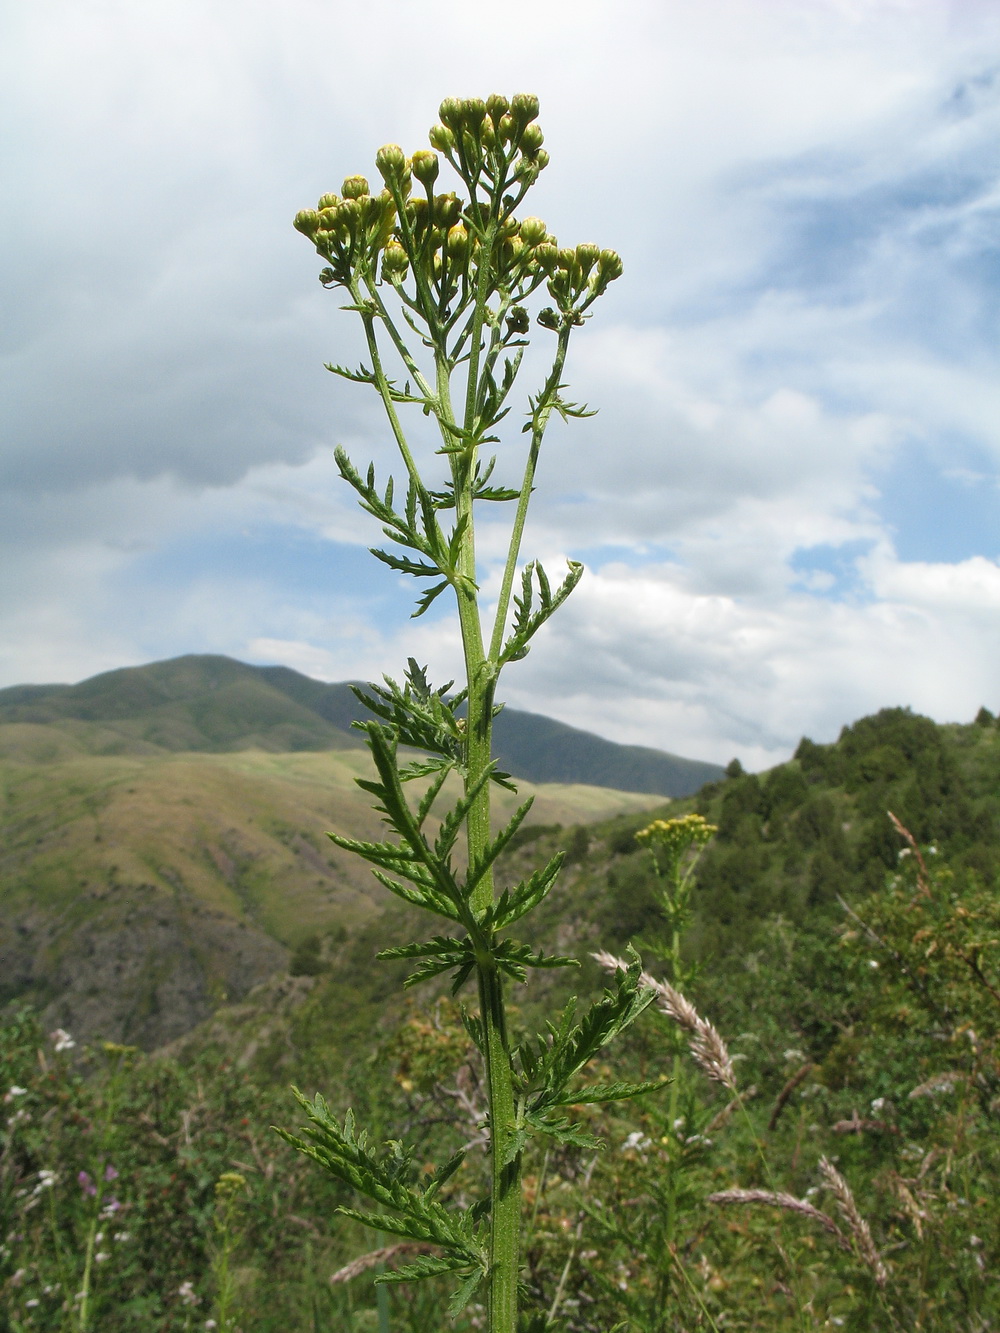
[435,248,519,1331]
[351,284,425,498]
[462,214,500,436]
[77,1199,99,1333]
[375,1231,391,1333]
[664,1049,683,1256]
[478,964,520,1333]
[488,327,571,662]
[362,275,438,405]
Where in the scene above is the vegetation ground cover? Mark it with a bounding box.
[2,706,998,1329]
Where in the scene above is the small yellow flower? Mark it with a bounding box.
[636,813,717,852]
[214,1172,247,1200]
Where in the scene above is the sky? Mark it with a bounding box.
[3,0,999,769]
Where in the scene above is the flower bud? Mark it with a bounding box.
[519,123,544,154]
[506,305,530,334]
[381,242,409,280]
[318,267,337,287]
[548,270,571,302]
[481,120,496,149]
[557,248,576,271]
[338,198,362,228]
[498,114,515,144]
[411,150,439,186]
[374,144,406,183]
[439,97,464,128]
[519,216,547,246]
[575,243,600,276]
[486,93,509,123]
[446,223,469,261]
[435,193,461,227]
[461,98,487,130]
[514,149,548,181]
[596,248,624,286]
[317,193,339,211]
[501,236,525,266]
[406,196,429,235]
[428,123,455,152]
[534,243,560,273]
[510,93,540,127]
[341,175,369,199]
[537,307,560,330]
[317,206,340,230]
[359,195,385,228]
[293,209,320,237]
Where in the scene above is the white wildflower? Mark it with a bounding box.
[179,1280,200,1306]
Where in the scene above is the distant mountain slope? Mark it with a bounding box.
[0,655,723,797]
[0,742,661,1047]
[489,707,721,797]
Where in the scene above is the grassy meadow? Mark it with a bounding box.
[2,705,999,1329]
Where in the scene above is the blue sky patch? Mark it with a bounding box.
[116,524,432,622]
[875,440,1000,564]
[790,539,876,601]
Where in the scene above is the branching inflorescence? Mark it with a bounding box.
[274,95,656,1332]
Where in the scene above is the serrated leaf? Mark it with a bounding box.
[412,579,450,617]
[548,1078,670,1106]
[370,548,442,579]
[500,1128,529,1168]
[337,1206,438,1243]
[325,361,376,384]
[426,1149,467,1198]
[467,797,534,898]
[447,1266,485,1319]
[489,854,564,930]
[375,1254,468,1285]
[499,559,584,669]
[376,935,469,962]
[523,1110,603,1150]
[460,1008,485,1053]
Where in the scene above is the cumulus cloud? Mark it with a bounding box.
[3,0,1000,766]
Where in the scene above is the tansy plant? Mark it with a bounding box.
[275,94,663,1332]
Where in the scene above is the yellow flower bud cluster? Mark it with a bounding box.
[291,95,622,315]
[428,94,548,187]
[636,813,718,855]
[214,1171,248,1199]
[293,172,399,288]
[544,244,624,321]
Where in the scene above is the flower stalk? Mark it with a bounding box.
[276,95,654,1333]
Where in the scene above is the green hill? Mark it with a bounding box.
[0,738,661,1048]
[0,654,723,796]
[3,703,998,1329]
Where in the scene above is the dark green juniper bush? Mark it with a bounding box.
[275,94,660,1332]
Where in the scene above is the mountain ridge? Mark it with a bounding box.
[0,654,724,797]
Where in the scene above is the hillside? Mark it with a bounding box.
[0,654,723,796]
[3,704,998,1329]
[0,739,661,1048]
